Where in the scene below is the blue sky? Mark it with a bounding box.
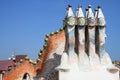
[0,0,120,61]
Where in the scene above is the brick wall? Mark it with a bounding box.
[2,60,38,80]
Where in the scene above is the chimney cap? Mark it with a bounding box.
[68,4,72,7]
[85,8,88,11]
[88,5,92,8]
[76,8,79,11]
[95,8,98,11]
[98,6,101,8]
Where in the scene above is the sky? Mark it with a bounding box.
[0,0,120,61]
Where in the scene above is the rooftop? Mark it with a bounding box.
[0,55,27,71]
[0,60,13,71]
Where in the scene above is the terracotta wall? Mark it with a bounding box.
[2,61,38,80]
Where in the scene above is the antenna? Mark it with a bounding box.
[8,49,16,61]
[14,49,16,57]
[13,49,16,60]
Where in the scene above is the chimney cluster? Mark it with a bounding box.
[63,5,106,58]
[64,5,106,27]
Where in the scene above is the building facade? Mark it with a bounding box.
[0,5,119,80]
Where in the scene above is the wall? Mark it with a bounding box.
[2,60,38,80]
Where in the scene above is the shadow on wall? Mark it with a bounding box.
[39,53,61,80]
